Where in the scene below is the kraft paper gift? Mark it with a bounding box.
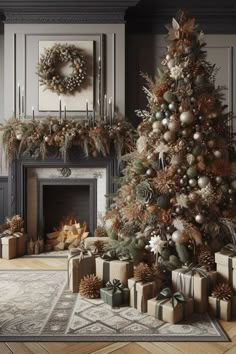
[208,296,232,321]
[96,257,133,286]
[215,244,236,292]
[172,267,217,313]
[68,249,96,293]
[128,277,160,313]
[1,236,17,259]
[100,279,130,307]
[232,296,236,319]
[147,288,193,324]
[14,232,26,257]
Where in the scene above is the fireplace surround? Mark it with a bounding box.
[8,148,117,239]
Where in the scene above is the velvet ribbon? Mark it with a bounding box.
[155,287,185,321]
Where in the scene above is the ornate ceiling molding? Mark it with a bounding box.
[0,0,140,23]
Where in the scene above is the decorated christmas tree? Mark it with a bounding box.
[104,11,236,270]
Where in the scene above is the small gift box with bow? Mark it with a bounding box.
[68,247,96,293]
[172,266,217,313]
[96,255,133,286]
[0,235,17,259]
[147,288,194,324]
[215,244,236,292]
[128,277,159,313]
[100,279,130,307]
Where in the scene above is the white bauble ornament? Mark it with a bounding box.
[162,118,170,126]
[180,111,195,125]
[168,120,180,132]
[213,150,222,158]
[44,136,49,142]
[193,132,203,141]
[163,131,175,142]
[198,176,210,189]
[152,121,162,130]
[195,214,206,224]
[189,178,197,187]
[171,230,183,243]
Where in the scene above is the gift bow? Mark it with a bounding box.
[105,279,125,294]
[69,246,93,262]
[156,287,185,308]
[222,244,236,253]
[102,251,132,262]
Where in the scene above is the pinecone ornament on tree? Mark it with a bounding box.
[94,240,105,253]
[94,226,107,238]
[7,215,24,233]
[134,263,154,283]
[79,274,102,299]
[197,247,215,270]
[212,283,233,301]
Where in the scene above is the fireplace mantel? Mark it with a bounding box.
[8,149,118,227]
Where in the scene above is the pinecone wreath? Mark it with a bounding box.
[197,245,215,270]
[6,215,24,233]
[134,263,154,283]
[79,274,102,299]
[94,226,107,238]
[212,283,233,301]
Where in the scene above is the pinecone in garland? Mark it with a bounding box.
[6,215,24,233]
[94,226,107,238]
[134,263,154,283]
[212,283,233,301]
[120,222,139,238]
[79,274,102,299]
[197,248,215,270]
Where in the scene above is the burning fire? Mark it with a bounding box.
[55,217,87,239]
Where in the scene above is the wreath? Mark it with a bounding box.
[37,43,87,95]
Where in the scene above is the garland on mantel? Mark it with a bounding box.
[0,116,136,162]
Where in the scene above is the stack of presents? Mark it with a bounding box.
[69,240,236,324]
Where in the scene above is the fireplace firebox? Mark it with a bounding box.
[38,178,97,237]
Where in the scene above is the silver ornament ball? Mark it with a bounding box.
[198,176,210,189]
[180,111,195,125]
[195,214,206,224]
[163,131,176,142]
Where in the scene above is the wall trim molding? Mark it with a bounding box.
[0,0,140,24]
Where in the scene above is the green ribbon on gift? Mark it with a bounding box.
[176,265,209,298]
[101,251,132,284]
[155,287,185,321]
[220,244,236,286]
[216,299,221,319]
[105,279,126,294]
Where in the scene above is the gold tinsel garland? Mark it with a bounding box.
[0,116,136,162]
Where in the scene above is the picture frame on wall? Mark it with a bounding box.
[38,40,94,112]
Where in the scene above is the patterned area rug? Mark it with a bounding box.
[23,250,69,258]
[0,270,229,342]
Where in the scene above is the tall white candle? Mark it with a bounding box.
[21,87,24,117]
[86,99,89,120]
[104,94,107,122]
[32,106,35,120]
[109,98,112,125]
[18,83,21,118]
[59,97,62,123]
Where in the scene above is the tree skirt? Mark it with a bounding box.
[0,270,229,342]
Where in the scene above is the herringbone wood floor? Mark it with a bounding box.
[0,257,236,354]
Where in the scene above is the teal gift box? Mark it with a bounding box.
[100,279,130,307]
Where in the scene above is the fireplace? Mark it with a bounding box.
[8,149,117,240]
[38,179,97,237]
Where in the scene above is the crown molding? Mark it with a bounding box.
[0,0,140,24]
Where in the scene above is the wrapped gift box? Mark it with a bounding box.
[147,297,194,324]
[13,232,26,257]
[208,296,231,321]
[232,296,236,319]
[84,237,110,251]
[215,244,236,292]
[1,236,17,259]
[68,251,96,293]
[100,280,130,307]
[96,257,133,286]
[128,277,160,313]
[172,267,217,313]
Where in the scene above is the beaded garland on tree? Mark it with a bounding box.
[103,11,236,267]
